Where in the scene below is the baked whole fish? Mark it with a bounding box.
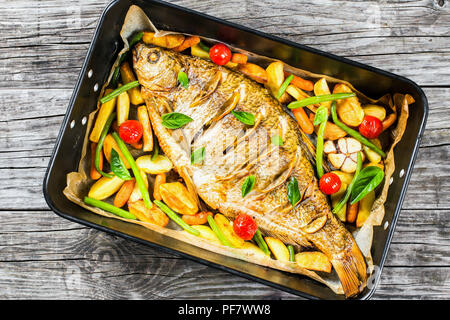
[133,43,367,297]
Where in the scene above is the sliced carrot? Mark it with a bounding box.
[293,107,314,134]
[182,211,213,225]
[231,53,248,64]
[381,113,397,132]
[284,72,314,92]
[173,36,201,52]
[129,141,143,149]
[346,201,359,224]
[90,142,102,180]
[153,173,166,201]
[113,179,136,208]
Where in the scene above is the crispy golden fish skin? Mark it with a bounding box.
[133,43,367,297]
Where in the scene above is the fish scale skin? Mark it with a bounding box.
[133,43,367,296]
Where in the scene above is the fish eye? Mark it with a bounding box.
[147,50,161,64]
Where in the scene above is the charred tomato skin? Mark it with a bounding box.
[233,214,258,240]
[359,115,383,139]
[209,43,232,66]
[319,173,342,195]
[119,120,143,144]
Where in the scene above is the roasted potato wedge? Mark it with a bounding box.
[333,83,364,127]
[159,182,198,216]
[241,242,268,258]
[135,155,173,174]
[356,191,375,227]
[363,104,386,121]
[362,138,382,164]
[331,171,354,186]
[120,62,144,105]
[128,169,148,203]
[142,32,185,49]
[190,225,222,245]
[295,251,332,273]
[137,106,153,152]
[265,237,290,262]
[314,78,332,110]
[116,90,130,126]
[265,61,284,91]
[214,214,245,248]
[238,63,268,84]
[89,89,116,143]
[128,200,169,227]
[88,175,125,200]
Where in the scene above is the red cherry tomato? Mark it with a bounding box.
[233,214,257,240]
[359,115,383,139]
[209,43,232,66]
[319,173,341,195]
[118,120,143,144]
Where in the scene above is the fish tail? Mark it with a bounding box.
[331,241,367,298]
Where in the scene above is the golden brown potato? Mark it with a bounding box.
[88,175,125,200]
[214,214,245,248]
[295,251,332,272]
[333,83,364,127]
[356,191,375,227]
[159,182,198,216]
[265,237,290,261]
[238,63,268,84]
[128,200,169,227]
[142,32,185,49]
[363,105,386,121]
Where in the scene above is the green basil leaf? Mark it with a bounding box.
[110,149,132,180]
[287,176,301,206]
[276,74,293,99]
[191,147,205,164]
[271,134,283,146]
[231,110,255,126]
[242,175,256,197]
[314,106,329,125]
[161,112,193,129]
[350,166,384,204]
[178,71,189,89]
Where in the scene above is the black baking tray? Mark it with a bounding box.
[43,0,428,300]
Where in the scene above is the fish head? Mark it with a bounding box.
[133,43,182,90]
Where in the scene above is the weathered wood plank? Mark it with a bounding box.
[0,0,449,88]
[1,208,448,266]
[0,0,449,300]
[1,208,449,300]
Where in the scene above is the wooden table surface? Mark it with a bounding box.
[1,0,449,299]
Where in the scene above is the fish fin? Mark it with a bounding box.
[331,241,367,298]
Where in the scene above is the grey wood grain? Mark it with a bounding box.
[0,0,449,300]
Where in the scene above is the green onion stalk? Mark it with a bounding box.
[253,230,270,256]
[111,132,152,209]
[154,200,200,236]
[330,102,386,158]
[332,152,363,214]
[207,215,234,247]
[100,81,140,104]
[287,92,356,109]
[84,196,137,220]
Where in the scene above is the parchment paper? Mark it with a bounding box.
[63,5,413,295]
